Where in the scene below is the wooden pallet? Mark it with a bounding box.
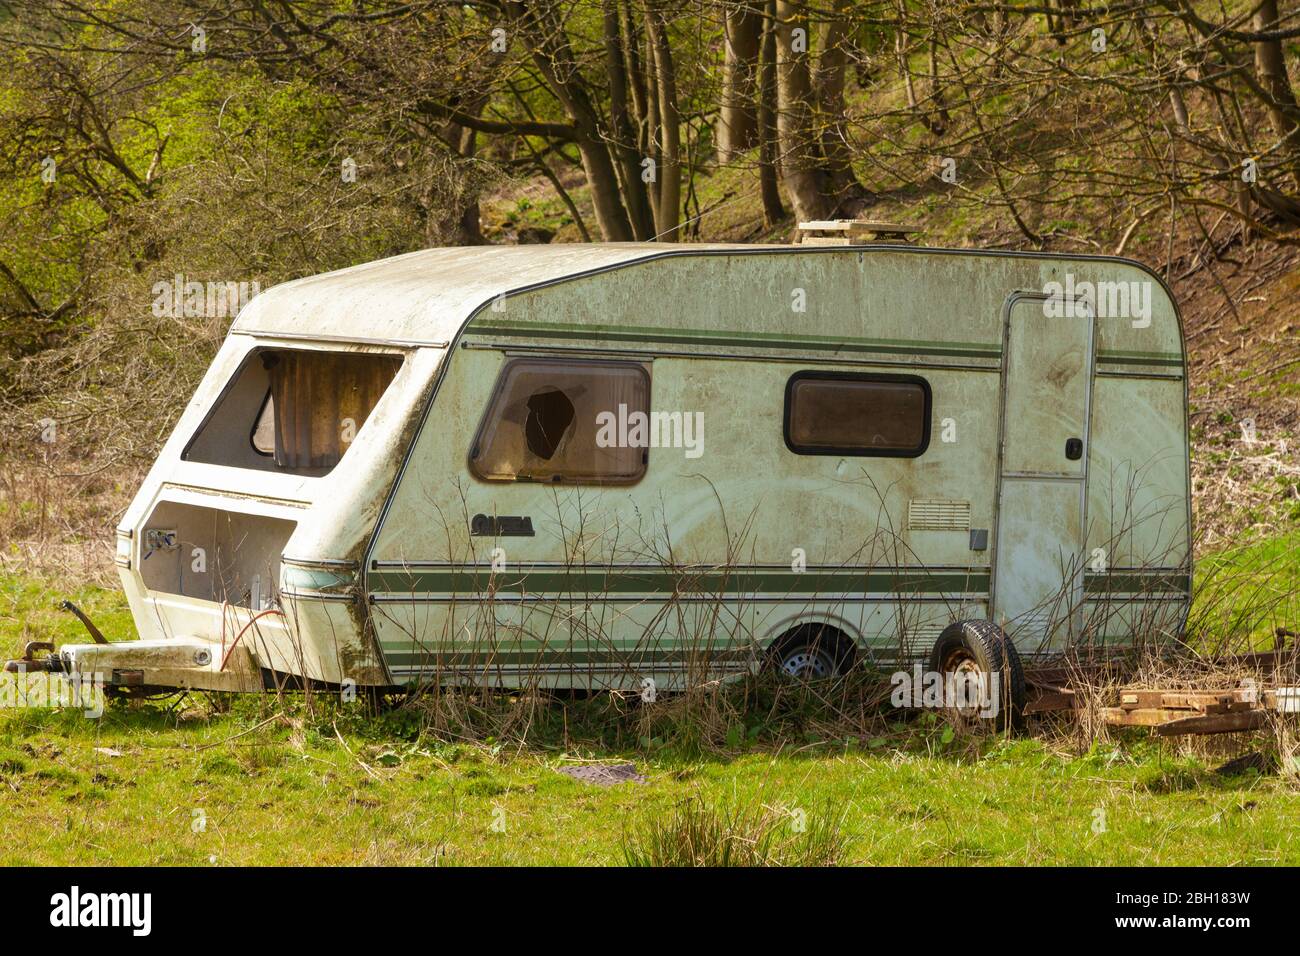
[1103,686,1270,735]
[1021,645,1299,734]
[796,219,919,245]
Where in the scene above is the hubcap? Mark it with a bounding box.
[780,647,834,679]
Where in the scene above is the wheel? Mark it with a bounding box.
[769,625,855,680]
[927,620,1025,730]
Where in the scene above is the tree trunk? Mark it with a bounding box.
[606,1,656,239]
[643,20,662,225]
[429,98,485,245]
[814,0,870,214]
[895,2,919,111]
[575,134,635,241]
[716,1,762,163]
[1251,0,1300,189]
[504,0,635,240]
[927,34,950,132]
[774,0,832,222]
[646,3,681,239]
[620,3,649,149]
[894,1,943,135]
[453,122,485,244]
[757,0,785,226]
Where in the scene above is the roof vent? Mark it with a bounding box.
[796,219,919,246]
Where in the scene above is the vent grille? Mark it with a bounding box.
[908,499,971,531]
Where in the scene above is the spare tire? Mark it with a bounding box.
[927,620,1025,731]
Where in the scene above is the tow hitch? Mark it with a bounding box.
[3,600,107,674]
[3,640,63,673]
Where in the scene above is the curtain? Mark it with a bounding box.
[271,352,401,470]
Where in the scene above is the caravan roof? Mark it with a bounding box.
[231,243,761,345]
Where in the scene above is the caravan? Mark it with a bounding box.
[20,241,1192,710]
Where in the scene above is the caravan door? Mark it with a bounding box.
[992,291,1095,650]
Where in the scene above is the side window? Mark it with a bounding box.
[470,358,650,484]
[784,371,930,457]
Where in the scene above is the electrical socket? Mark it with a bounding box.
[144,528,179,552]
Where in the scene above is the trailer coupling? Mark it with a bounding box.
[3,640,63,673]
[2,600,108,674]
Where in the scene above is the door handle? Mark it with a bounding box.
[1065,438,1083,461]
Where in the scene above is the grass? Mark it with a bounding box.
[1190,532,1300,650]
[621,793,850,866]
[1,700,1298,865]
[2,548,1299,867]
[0,571,134,655]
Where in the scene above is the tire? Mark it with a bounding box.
[769,624,855,680]
[927,620,1025,730]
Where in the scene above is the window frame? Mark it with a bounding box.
[180,345,405,475]
[467,355,652,486]
[783,370,932,459]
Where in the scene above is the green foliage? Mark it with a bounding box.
[621,795,848,866]
[1190,533,1300,651]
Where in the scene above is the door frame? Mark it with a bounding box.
[989,289,1097,642]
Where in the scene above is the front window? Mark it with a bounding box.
[184,348,402,476]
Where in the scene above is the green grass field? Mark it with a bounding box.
[1,552,1298,866]
[1186,532,1300,663]
[2,700,1298,865]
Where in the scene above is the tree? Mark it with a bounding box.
[716,1,761,163]
[773,0,870,223]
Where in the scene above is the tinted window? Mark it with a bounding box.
[785,372,930,457]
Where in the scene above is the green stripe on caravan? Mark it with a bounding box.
[381,649,754,667]
[467,318,1182,367]
[466,319,1002,360]
[1095,351,1184,368]
[368,567,992,595]
[1082,571,1192,595]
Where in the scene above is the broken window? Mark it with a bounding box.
[470,358,649,484]
[184,348,402,476]
[785,371,930,457]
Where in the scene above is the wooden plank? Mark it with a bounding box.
[797,219,916,235]
[1104,707,1194,727]
[798,220,855,231]
[1105,704,1267,733]
[1165,692,1251,713]
[1118,688,1253,712]
[797,236,853,246]
[1024,691,1079,714]
[1155,711,1267,736]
